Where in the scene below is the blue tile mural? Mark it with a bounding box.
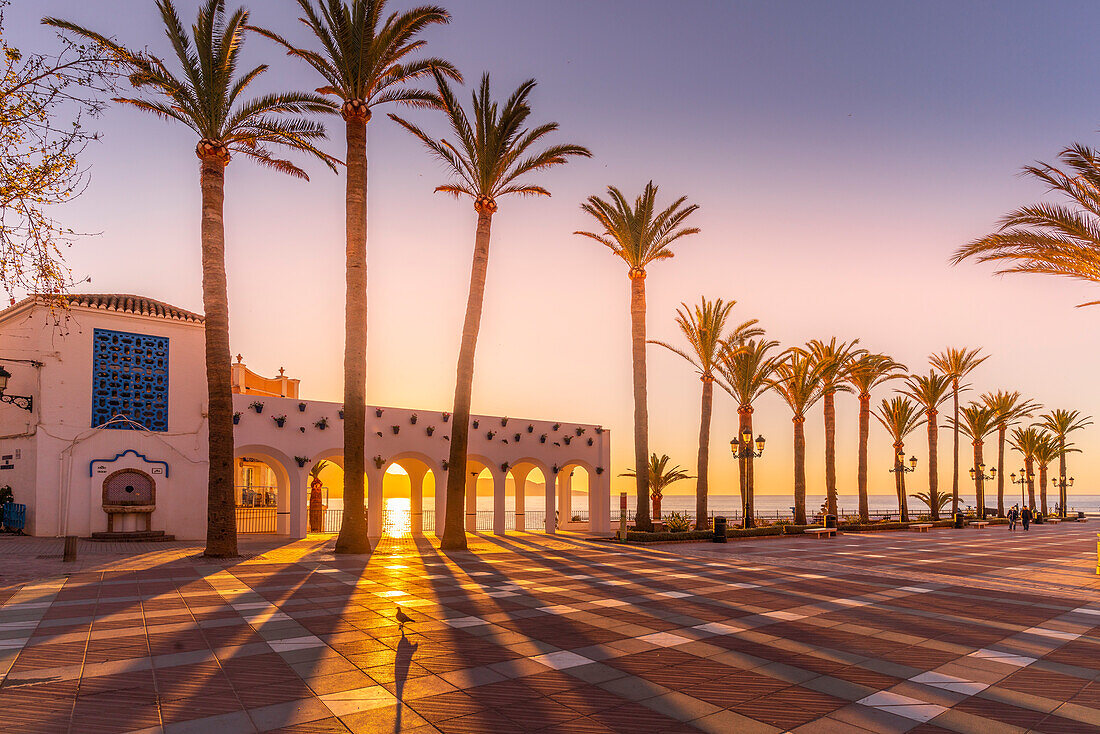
[91,329,169,431]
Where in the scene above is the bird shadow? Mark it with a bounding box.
[392,626,419,732]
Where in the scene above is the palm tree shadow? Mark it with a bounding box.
[392,628,418,732]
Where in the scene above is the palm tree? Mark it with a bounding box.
[1038,409,1092,517]
[620,453,693,523]
[929,348,988,516]
[768,349,828,525]
[981,391,1041,516]
[650,298,760,529]
[394,73,589,550]
[248,0,457,554]
[875,396,925,522]
[908,490,951,518]
[1031,432,1060,515]
[716,338,780,528]
[1010,426,1044,510]
[807,338,863,518]
[846,354,906,522]
[44,0,337,557]
[951,402,998,519]
[903,371,952,520]
[308,459,331,533]
[952,144,1100,306]
[577,182,699,531]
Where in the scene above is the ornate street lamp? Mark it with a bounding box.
[0,365,32,412]
[731,428,765,528]
[1051,475,1074,518]
[1009,469,1034,510]
[888,451,918,475]
[969,463,996,519]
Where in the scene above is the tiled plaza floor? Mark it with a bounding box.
[1,523,1098,733]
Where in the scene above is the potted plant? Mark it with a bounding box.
[300,427,306,433]
[426,426,436,436]
[410,413,418,425]
[552,423,561,431]
[308,460,329,533]
[486,431,496,440]
[563,436,572,445]
[540,434,547,443]
[233,412,241,425]
[373,455,385,469]
[249,401,264,414]
[442,459,450,471]
[587,438,593,446]
[527,425,534,433]
[442,412,450,422]
[298,402,307,412]
[472,420,479,429]
[595,426,604,434]
[315,418,328,430]
[273,414,287,428]
[575,427,585,437]
[514,433,521,442]
[501,417,509,427]
[552,464,560,474]
[596,467,604,475]
[375,408,384,418]
[391,425,400,435]
[294,456,310,468]
[501,462,510,473]
[338,408,344,419]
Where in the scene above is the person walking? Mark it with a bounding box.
[1021,505,1032,532]
[1008,504,1017,531]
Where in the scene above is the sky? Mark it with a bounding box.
[9,1,1100,505]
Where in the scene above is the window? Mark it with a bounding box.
[91,329,169,431]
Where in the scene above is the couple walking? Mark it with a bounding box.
[1008,504,1032,531]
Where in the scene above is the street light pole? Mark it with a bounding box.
[1051,475,1074,518]
[731,429,765,529]
[969,463,996,520]
[888,451,918,521]
[1009,470,1032,511]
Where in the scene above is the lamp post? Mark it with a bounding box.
[1051,475,1074,518]
[731,428,765,528]
[888,451,917,521]
[0,365,32,412]
[1009,469,1032,511]
[969,464,996,520]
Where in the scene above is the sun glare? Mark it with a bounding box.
[383,496,412,537]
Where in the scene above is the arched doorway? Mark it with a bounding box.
[559,462,592,530]
[508,461,549,532]
[306,456,343,534]
[233,446,296,535]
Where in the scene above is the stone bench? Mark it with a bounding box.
[971,521,989,529]
[910,523,933,533]
[1047,518,1061,524]
[805,527,837,539]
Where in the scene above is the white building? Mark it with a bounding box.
[0,294,611,540]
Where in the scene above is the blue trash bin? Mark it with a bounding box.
[2,503,26,533]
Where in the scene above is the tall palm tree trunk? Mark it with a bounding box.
[973,440,985,519]
[857,393,870,522]
[200,153,237,558]
[950,381,960,514]
[1025,456,1035,510]
[629,271,652,531]
[996,425,1006,517]
[793,416,807,525]
[740,405,755,528]
[694,377,712,530]
[335,110,370,554]
[927,410,940,520]
[1058,437,1067,517]
[900,465,909,521]
[442,208,495,550]
[1039,465,1048,515]
[893,440,909,522]
[823,390,838,517]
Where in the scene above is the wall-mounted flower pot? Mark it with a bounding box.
[338,409,344,419]
[587,438,593,446]
[250,402,264,414]
[513,433,521,442]
[298,402,307,412]
[426,426,435,436]
[539,435,547,444]
[564,436,572,445]
[486,431,495,440]
[595,426,604,434]
[501,417,509,427]
[391,425,400,435]
[410,413,418,425]
[373,455,385,469]
[501,462,510,473]
[442,460,450,471]
[300,427,306,433]
[527,425,534,433]
[273,415,287,428]
[232,412,241,425]
[375,408,384,418]
[376,431,383,437]
[472,420,479,429]
[315,418,328,430]
[575,427,585,437]
[596,467,604,475]
[442,412,450,422]
[552,464,560,474]
[552,423,561,431]
[295,456,309,468]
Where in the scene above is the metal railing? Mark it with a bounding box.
[307,507,565,534]
[236,507,277,533]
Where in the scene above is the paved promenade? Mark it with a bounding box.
[0,523,1098,733]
